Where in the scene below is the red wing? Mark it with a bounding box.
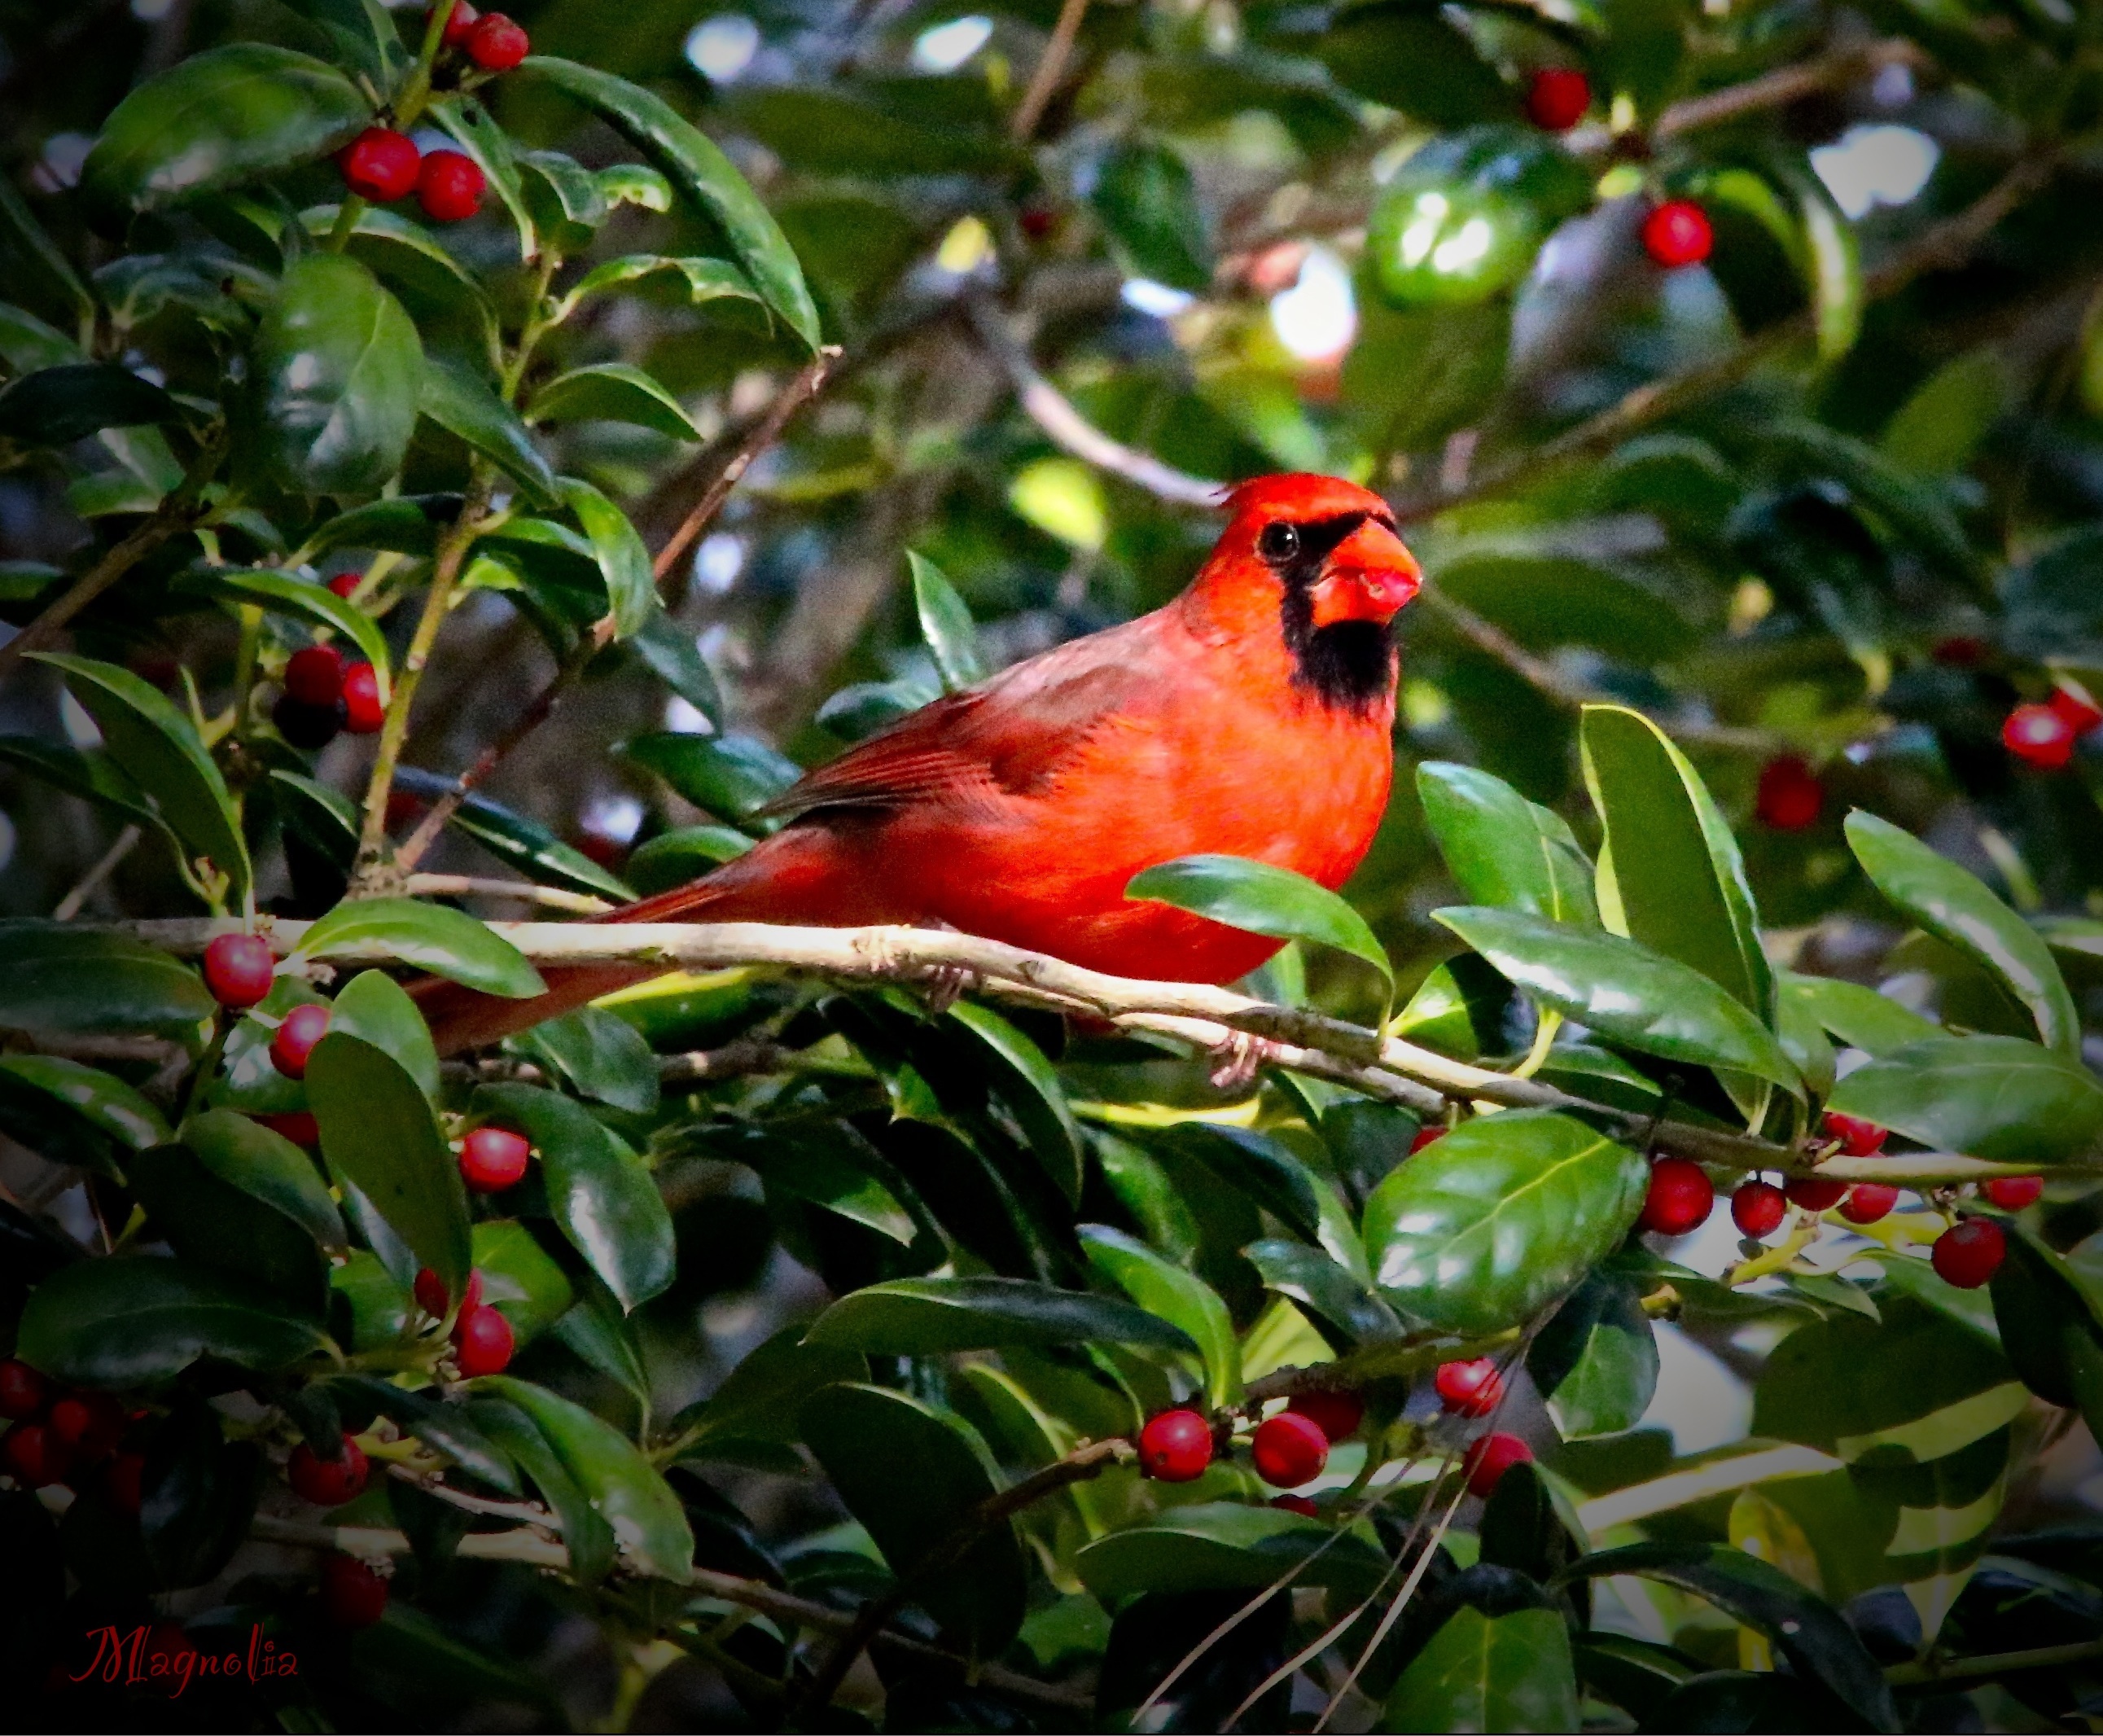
[762,623,1163,822]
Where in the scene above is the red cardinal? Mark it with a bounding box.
[422,474,1420,1053]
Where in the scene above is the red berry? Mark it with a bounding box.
[1785,1175,1848,1212]
[1251,1412,1329,1488]
[452,1304,515,1377]
[326,572,361,599]
[1287,1388,1365,1444]
[1462,1432,1531,1497]
[274,691,345,750]
[1824,1112,1887,1157]
[1932,634,1987,667]
[48,1391,124,1461]
[1755,755,1823,831]
[203,932,276,1008]
[1409,1124,1445,1155]
[1435,1358,1503,1419]
[2050,684,2103,736]
[1839,1182,1899,1225]
[2004,702,2075,769]
[1269,1493,1320,1517]
[417,150,486,224]
[1640,1157,1714,1236]
[1524,67,1590,131]
[342,663,384,734]
[270,1002,331,1081]
[438,0,480,46]
[465,11,529,72]
[256,1110,320,1147]
[2,1423,72,1488]
[460,1124,531,1192]
[336,128,422,204]
[1730,1180,1787,1238]
[284,644,345,708]
[414,1266,482,1318]
[0,1359,49,1422]
[1137,1408,1213,1482]
[287,1433,369,1506]
[1984,1174,2044,1210]
[1019,205,1055,239]
[1932,1218,2006,1288]
[106,1451,145,1517]
[321,1554,389,1629]
[1641,199,1712,269]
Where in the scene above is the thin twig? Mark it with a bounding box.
[1009,0,1090,141]
[1652,38,1930,141]
[53,824,142,919]
[403,874,616,914]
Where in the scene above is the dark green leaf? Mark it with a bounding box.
[129,1141,327,1311]
[1391,953,1514,1061]
[328,968,440,1100]
[909,550,986,690]
[0,737,165,837]
[141,1401,263,1589]
[0,176,93,322]
[1365,1110,1648,1335]
[0,1054,170,1160]
[1528,1269,1659,1439]
[804,1276,1199,1355]
[621,731,801,823]
[472,1219,576,1344]
[625,825,748,893]
[188,566,391,684]
[1242,1240,1403,1344]
[559,476,656,638]
[1308,10,1511,129]
[326,1372,519,1493]
[669,1323,865,1454]
[1416,761,1597,923]
[1076,1501,1387,1599]
[562,254,762,316]
[1385,1605,1580,1734]
[419,356,558,508]
[1129,855,1391,991]
[426,94,536,261]
[739,1123,918,1243]
[1825,1034,2103,1164]
[532,364,702,441]
[1080,1223,1240,1406]
[391,766,635,902]
[16,1256,327,1384]
[554,1282,650,1401]
[948,1000,1082,1203]
[0,364,184,445]
[1780,973,1940,1056]
[296,896,544,997]
[512,1006,659,1114]
[1091,140,1210,292]
[0,923,210,1036]
[630,607,725,726]
[179,1107,343,1246]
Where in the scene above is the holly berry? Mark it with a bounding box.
[321,1554,389,1629]
[1524,67,1590,131]
[1019,205,1055,240]
[438,0,480,46]
[106,1451,146,1517]
[336,127,421,204]
[1251,1412,1329,1488]
[48,1390,125,1461]
[466,11,529,72]
[1985,1174,2044,1211]
[202,932,276,1009]
[0,1360,47,1422]
[414,1266,482,1318]
[417,151,486,224]
[1931,1218,2006,1289]
[256,1110,321,1147]
[2,1423,72,1488]
[342,662,384,734]
[1137,1408,1213,1482]
[2050,683,2103,735]
[1640,1157,1714,1236]
[284,644,345,708]
[1755,755,1822,831]
[1641,199,1712,269]
[453,1304,515,1377]
[1409,1124,1445,1155]
[1269,1493,1320,1518]
[1824,1112,1887,1157]
[1785,1175,1848,1212]
[1731,1180,1787,1239]
[327,572,361,599]
[2004,702,2076,769]
[287,1433,369,1506]
[1932,634,1988,666]
[274,692,346,751]
[271,1002,331,1081]
[1287,1388,1365,1444]
[460,1124,531,1192]
[1435,1358,1503,1419]
[1838,1182,1899,1225]
[1462,1432,1532,1497]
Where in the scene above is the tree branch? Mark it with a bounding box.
[1652,38,1930,141]
[1010,0,1090,141]
[402,874,616,914]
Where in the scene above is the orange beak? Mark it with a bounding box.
[1308,516,1422,629]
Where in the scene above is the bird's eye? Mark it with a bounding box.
[1259,522,1300,563]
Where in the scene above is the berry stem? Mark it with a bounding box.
[324,194,367,255]
[392,0,463,137]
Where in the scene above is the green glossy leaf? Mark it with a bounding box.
[328,968,440,1101]
[0,176,93,322]
[0,364,184,445]
[1435,906,1800,1094]
[1128,855,1391,991]
[472,1219,576,1344]
[511,1006,659,1114]
[390,767,634,902]
[559,475,655,639]
[1391,953,1513,1061]
[179,1107,343,1247]
[630,607,725,726]
[419,356,558,508]
[277,0,405,84]
[17,1256,327,1385]
[669,1324,865,1454]
[1783,160,1864,365]
[804,1276,1198,1355]
[563,254,762,316]
[36,654,250,900]
[81,45,368,218]
[624,825,750,893]
[532,364,701,442]
[0,735,164,838]
[909,550,986,690]
[520,58,820,349]
[800,1383,1025,1651]
[191,567,390,689]
[1080,1223,1241,1407]
[129,1141,327,1312]
[1386,1605,1580,1734]
[1781,973,1940,1055]
[250,253,423,498]
[737,1124,916,1243]
[1076,1502,1387,1599]
[948,1000,1082,1203]
[474,1376,692,1581]
[0,1054,170,1168]
[296,896,544,997]
[1845,812,2078,1057]
[0,301,80,371]
[1882,349,2009,476]
[1825,1034,2103,1163]
[0,923,210,1036]
[309,1032,471,1303]
[1527,1269,1659,1439]
[554,1281,650,1402]
[1312,12,1512,129]
[472,1083,674,1311]
[426,94,535,261]
[516,148,608,253]
[1416,761,1597,923]
[621,731,800,823]
[140,1400,264,1590]
[1365,1110,1647,1335]
[1243,1240,1403,1345]
[1090,139,1210,292]
[458,1393,616,1579]
[1365,127,1586,306]
[326,1371,519,1494]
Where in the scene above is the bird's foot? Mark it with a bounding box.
[1208,1030,1283,1093]
[919,962,977,1016]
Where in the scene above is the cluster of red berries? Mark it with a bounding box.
[338,129,489,223]
[2002,685,2103,772]
[1755,755,1824,831]
[1135,1387,1365,1492]
[414,1265,516,1375]
[0,1361,139,1505]
[275,644,383,750]
[1641,199,1713,270]
[436,2,528,68]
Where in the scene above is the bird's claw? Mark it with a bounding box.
[1208,1030,1282,1092]
[921,963,976,1016]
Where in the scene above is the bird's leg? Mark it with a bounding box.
[918,962,976,1016]
[1208,1029,1284,1092]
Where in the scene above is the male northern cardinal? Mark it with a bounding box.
[421,473,1420,1053]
